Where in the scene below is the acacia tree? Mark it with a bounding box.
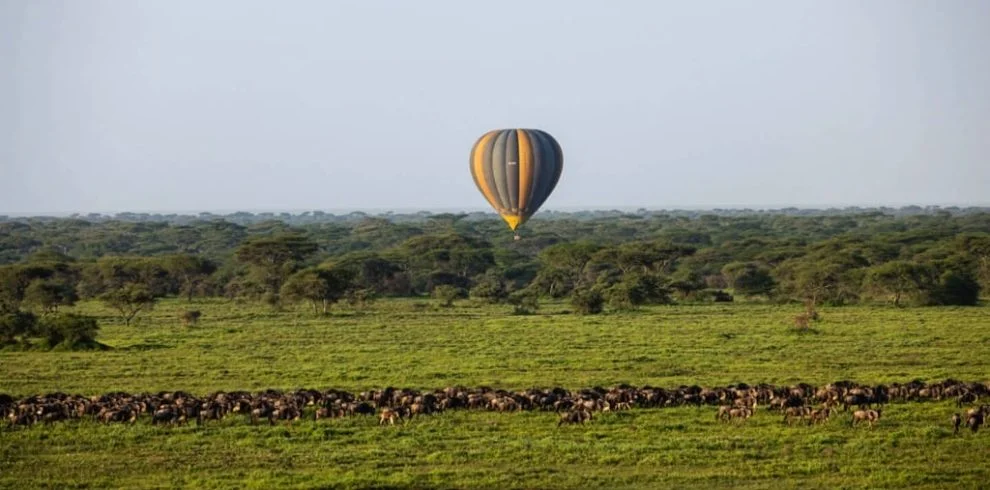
[533,242,601,297]
[236,234,319,303]
[774,254,865,308]
[281,267,356,314]
[162,254,217,301]
[101,284,156,326]
[863,261,929,306]
[22,279,78,314]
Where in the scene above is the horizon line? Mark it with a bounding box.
[3,202,990,217]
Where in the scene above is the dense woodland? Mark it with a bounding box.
[1,208,988,348]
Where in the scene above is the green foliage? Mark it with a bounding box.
[571,287,605,314]
[432,284,467,307]
[101,284,156,325]
[330,252,404,295]
[344,288,378,310]
[722,261,775,297]
[470,274,509,304]
[235,234,319,299]
[0,310,100,350]
[161,254,217,301]
[22,278,78,314]
[281,267,357,314]
[604,274,671,310]
[1,209,989,309]
[863,260,930,306]
[929,270,980,306]
[773,256,862,307]
[36,313,100,349]
[693,289,734,303]
[507,288,540,314]
[0,310,37,345]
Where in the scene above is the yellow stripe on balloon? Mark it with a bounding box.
[517,129,533,213]
[471,131,501,210]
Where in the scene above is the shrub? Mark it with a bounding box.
[692,289,734,303]
[470,275,509,304]
[572,288,604,315]
[433,285,467,307]
[37,313,100,349]
[508,289,540,315]
[346,288,378,310]
[929,270,980,306]
[0,310,37,345]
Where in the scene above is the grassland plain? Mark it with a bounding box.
[1,299,989,489]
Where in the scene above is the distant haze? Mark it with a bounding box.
[1,0,988,215]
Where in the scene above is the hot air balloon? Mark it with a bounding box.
[469,129,563,239]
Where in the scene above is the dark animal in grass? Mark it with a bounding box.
[952,413,962,434]
[250,406,273,425]
[957,392,978,408]
[966,411,983,433]
[152,407,178,425]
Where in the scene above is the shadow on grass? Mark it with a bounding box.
[121,342,172,351]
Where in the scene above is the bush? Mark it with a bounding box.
[601,274,673,311]
[470,275,509,304]
[508,289,540,315]
[605,282,639,311]
[433,285,467,307]
[346,288,378,310]
[37,313,101,349]
[929,270,980,306]
[691,289,734,303]
[722,262,775,297]
[0,310,38,345]
[572,288,604,315]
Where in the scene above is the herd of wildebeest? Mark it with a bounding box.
[3,378,987,434]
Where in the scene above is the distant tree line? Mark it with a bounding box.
[0,210,987,340]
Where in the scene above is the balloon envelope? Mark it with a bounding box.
[469,129,563,231]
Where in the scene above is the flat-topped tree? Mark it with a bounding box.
[235,234,319,304]
[101,284,156,326]
[281,266,356,314]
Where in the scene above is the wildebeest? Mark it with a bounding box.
[379,408,399,426]
[965,408,984,433]
[783,406,811,425]
[808,408,832,425]
[557,409,592,426]
[851,409,881,428]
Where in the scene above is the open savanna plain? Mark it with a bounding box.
[2,299,989,489]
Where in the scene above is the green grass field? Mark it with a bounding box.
[2,299,989,488]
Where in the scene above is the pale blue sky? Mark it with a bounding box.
[1,0,988,214]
